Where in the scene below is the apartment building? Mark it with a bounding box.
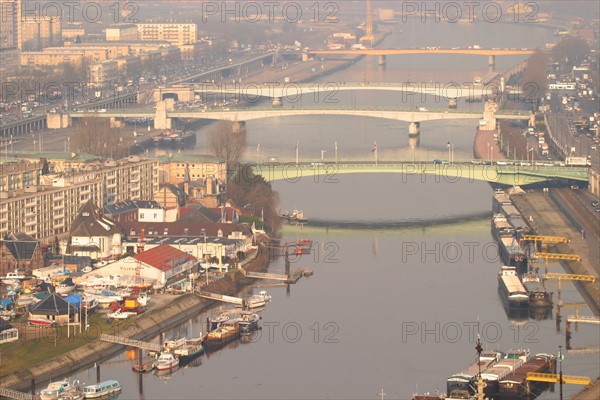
[0,155,159,240]
[137,23,197,46]
[21,16,62,51]
[105,24,138,41]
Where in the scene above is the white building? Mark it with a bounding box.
[68,201,122,260]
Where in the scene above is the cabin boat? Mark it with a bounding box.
[82,380,121,398]
[40,379,81,400]
[154,352,179,370]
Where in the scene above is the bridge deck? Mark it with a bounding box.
[98,334,163,352]
[0,387,33,400]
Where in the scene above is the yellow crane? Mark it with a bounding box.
[359,0,375,46]
[526,372,590,384]
[522,235,569,251]
[533,252,581,275]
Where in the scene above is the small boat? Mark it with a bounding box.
[40,379,82,400]
[55,278,76,294]
[107,309,136,319]
[284,209,307,223]
[58,394,83,400]
[204,321,240,349]
[173,337,205,363]
[522,271,553,308]
[132,363,154,373]
[245,290,271,309]
[163,337,186,351]
[234,312,261,333]
[82,380,121,398]
[28,317,57,327]
[1,270,31,284]
[209,313,230,330]
[154,352,179,371]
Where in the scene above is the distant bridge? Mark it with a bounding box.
[305,48,536,66]
[249,162,589,186]
[185,81,519,102]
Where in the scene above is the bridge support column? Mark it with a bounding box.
[378,55,386,66]
[488,55,495,67]
[109,117,125,128]
[154,100,172,130]
[272,97,282,107]
[448,98,457,109]
[480,101,498,131]
[409,122,421,148]
[47,111,71,129]
[302,53,309,62]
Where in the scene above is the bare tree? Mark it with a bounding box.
[520,51,549,101]
[208,121,247,171]
[72,118,126,158]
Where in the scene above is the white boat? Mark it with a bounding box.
[82,380,121,398]
[245,290,271,309]
[107,309,136,319]
[86,290,124,304]
[1,270,30,284]
[40,379,82,400]
[153,352,179,371]
[137,292,150,307]
[55,283,76,295]
[81,296,99,312]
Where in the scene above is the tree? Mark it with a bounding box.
[552,37,590,68]
[227,165,281,232]
[520,51,549,101]
[72,118,126,158]
[208,121,247,171]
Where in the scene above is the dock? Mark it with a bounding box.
[196,291,244,306]
[239,266,303,284]
[98,334,163,352]
[567,315,600,324]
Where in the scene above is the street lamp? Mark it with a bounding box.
[321,150,326,161]
[334,142,338,164]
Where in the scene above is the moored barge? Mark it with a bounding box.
[481,349,530,397]
[498,266,528,308]
[447,351,503,393]
[498,354,555,398]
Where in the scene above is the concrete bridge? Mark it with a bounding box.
[162,81,521,105]
[304,48,536,66]
[179,52,277,84]
[64,102,531,145]
[249,162,589,186]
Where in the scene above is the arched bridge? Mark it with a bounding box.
[70,107,531,124]
[249,162,589,186]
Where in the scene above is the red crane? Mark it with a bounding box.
[134,228,145,296]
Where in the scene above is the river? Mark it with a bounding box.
[64,18,599,399]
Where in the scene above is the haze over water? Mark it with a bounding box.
[66,18,599,399]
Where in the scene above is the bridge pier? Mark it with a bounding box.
[448,98,457,109]
[302,53,309,62]
[154,100,173,130]
[47,111,71,129]
[378,55,386,66]
[409,122,421,148]
[109,117,125,128]
[488,55,495,67]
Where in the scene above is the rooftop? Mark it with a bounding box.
[134,244,195,271]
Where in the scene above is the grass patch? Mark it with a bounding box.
[0,314,123,378]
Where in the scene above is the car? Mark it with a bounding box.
[592,200,599,207]
[592,145,597,150]
[596,208,600,213]
[433,159,442,164]
[570,185,579,190]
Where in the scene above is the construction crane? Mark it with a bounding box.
[522,235,569,252]
[359,0,375,46]
[134,228,145,296]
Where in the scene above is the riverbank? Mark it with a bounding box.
[0,243,272,391]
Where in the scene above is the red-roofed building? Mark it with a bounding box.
[82,244,197,289]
